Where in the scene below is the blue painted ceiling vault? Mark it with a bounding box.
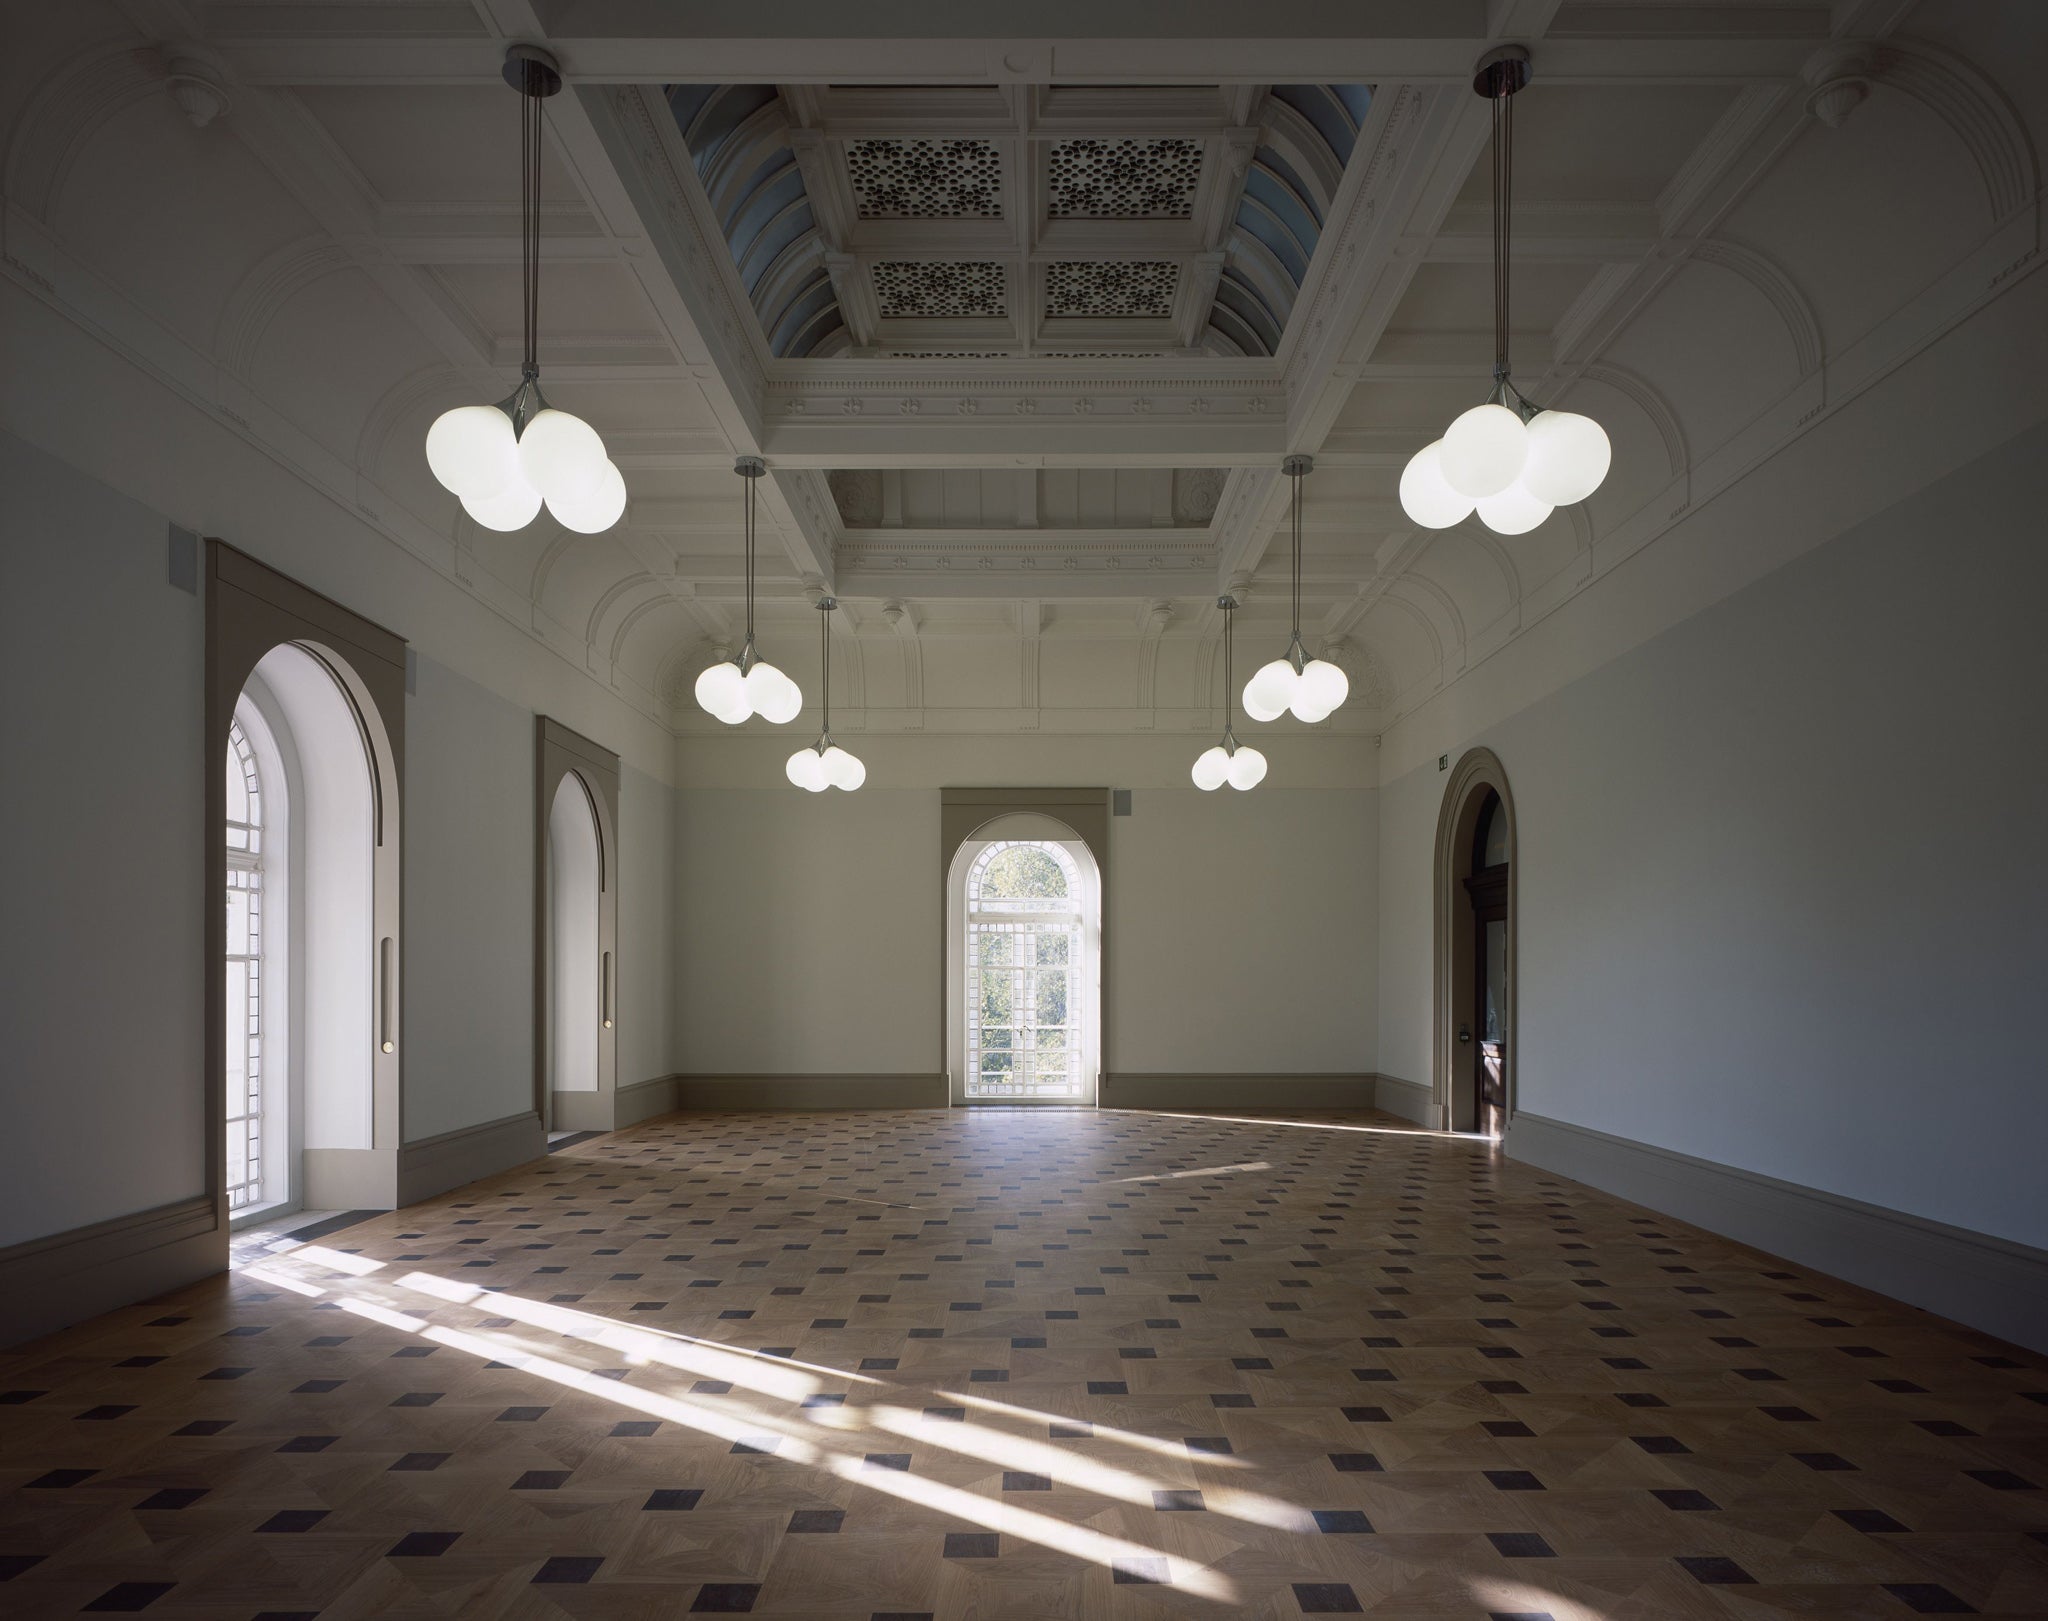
[662,83,1371,360]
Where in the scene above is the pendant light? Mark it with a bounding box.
[1400,46,1610,534]
[785,598,866,791]
[424,46,625,534]
[694,457,802,724]
[1243,455,1349,724]
[1192,597,1268,791]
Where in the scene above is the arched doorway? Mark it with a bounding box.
[1433,749,1517,1136]
[945,815,1103,1106]
[534,719,619,1132]
[547,773,604,1102]
[209,544,405,1223]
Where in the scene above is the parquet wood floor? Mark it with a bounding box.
[2,1108,2044,1619]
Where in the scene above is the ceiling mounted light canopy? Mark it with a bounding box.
[1399,46,1611,534]
[1193,597,1267,792]
[1244,456,1349,725]
[424,46,624,534]
[695,457,802,725]
[785,598,865,792]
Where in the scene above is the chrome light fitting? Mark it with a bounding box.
[1399,46,1611,534]
[694,457,802,725]
[786,598,866,792]
[1244,455,1349,723]
[424,46,625,534]
[1193,597,1268,791]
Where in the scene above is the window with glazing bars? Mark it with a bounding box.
[224,720,265,1210]
[965,841,1085,1099]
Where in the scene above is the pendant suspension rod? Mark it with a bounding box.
[1221,595,1236,735]
[521,69,540,379]
[745,471,755,645]
[1492,76,1513,380]
[1291,463,1303,642]
[819,599,831,737]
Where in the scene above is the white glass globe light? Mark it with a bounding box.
[786,747,826,790]
[427,405,519,500]
[1241,684,1287,724]
[1398,441,1476,529]
[1291,698,1334,725]
[1439,402,1529,498]
[1519,409,1611,506]
[823,746,866,791]
[517,408,609,502]
[695,660,749,723]
[461,476,543,532]
[1244,658,1297,723]
[547,460,627,534]
[1296,658,1349,716]
[1475,480,1553,536]
[1191,745,1231,791]
[1227,745,1268,790]
[745,660,803,725]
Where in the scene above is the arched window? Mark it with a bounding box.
[224,720,267,1211]
[964,841,1087,1100]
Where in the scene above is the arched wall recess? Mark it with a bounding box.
[1691,238,1826,376]
[534,718,630,1132]
[206,542,405,1215]
[1432,748,1518,1135]
[213,235,355,382]
[1578,362,1690,482]
[1869,40,2039,225]
[3,44,167,222]
[354,363,468,483]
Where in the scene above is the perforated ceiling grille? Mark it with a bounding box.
[1048,138,1202,218]
[1044,261,1179,318]
[847,138,1003,219]
[873,261,1007,318]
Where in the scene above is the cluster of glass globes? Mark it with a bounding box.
[426,399,627,534]
[785,739,867,793]
[1399,401,1609,535]
[1191,739,1268,792]
[693,653,802,726]
[1244,648,1350,724]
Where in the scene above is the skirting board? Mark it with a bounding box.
[1372,1073,1435,1127]
[672,1075,946,1110]
[616,1075,680,1129]
[397,1110,547,1206]
[1507,1111,2048,1356]
[0,1195,223,1349]
[554,1078,680,1132]
[1101,1074,1378,1111]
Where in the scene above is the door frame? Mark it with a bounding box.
[1432,748,1517,1135]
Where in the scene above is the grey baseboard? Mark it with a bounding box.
[398,1110,547,1205]
[614,1075,680,1127]
[1372,1073,1435,1126]
[1101,1073,1378,1111]
[672,1074,946,1110]
[1506,1111,2048,1356]
[0,1194,224,1349]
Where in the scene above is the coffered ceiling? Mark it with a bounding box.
[5,0,2039,738]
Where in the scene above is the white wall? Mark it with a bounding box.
[676,732,1377,1082]
[402,655,537,1141]
[1379,419,2048,1248]
[0,433,205,1245]
[618,764,676,1087]
[0,279,678,1243]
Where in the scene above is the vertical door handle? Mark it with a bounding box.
[602,951,613,1029]
[378,936,395,1053]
